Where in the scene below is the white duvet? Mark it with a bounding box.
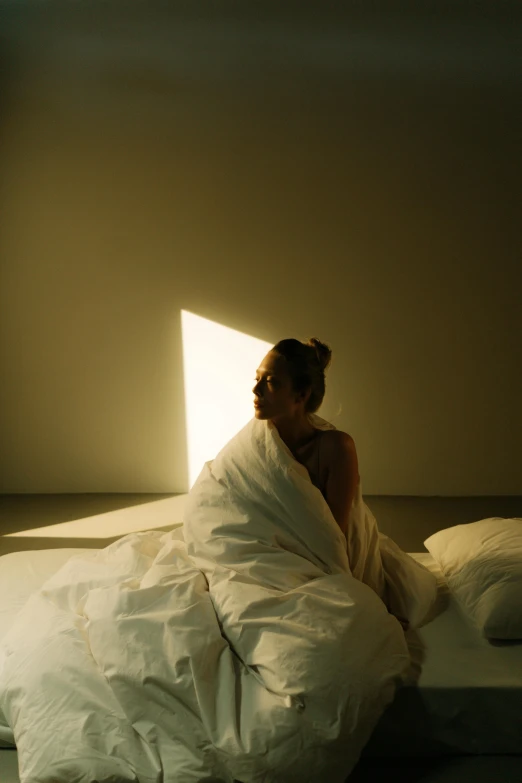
[0,415,435,782]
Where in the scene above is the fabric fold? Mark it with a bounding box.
[0,414,422,783]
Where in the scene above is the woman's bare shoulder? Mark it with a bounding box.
[321,429,356,462]
[322,428,355,446]
[325,430,360,484]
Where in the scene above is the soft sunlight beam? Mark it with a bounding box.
[3,313,272,539]
[181,310,272,490]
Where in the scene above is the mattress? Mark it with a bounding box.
[1,548,521,758]
[364,553,522,756]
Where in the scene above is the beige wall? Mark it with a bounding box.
[0,2,520,495]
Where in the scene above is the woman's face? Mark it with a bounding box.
[252,351,308,419]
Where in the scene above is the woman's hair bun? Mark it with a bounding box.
[306,337,332,372]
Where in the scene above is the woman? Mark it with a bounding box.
[252,337,359,542]
[252,337,411,630]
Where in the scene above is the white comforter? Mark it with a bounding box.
[0,415,430,783]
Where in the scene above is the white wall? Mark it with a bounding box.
[0,1,520,495]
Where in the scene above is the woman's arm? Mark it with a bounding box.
[324,432,360,537]
[324,433,409,630]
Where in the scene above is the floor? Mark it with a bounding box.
[1,492,521,555]
[1,492,521,782]
[349,755,522,782]
[2,748,522,782]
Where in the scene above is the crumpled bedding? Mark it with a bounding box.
[0,414,435,782]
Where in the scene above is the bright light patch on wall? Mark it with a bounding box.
[181,310,273,490]
[4,313,272,540]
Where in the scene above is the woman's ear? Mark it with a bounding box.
[297,387,312,405]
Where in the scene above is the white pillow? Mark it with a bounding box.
[424,517,522,639]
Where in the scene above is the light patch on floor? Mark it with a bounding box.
[3,494,188,539]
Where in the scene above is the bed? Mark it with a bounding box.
[1,545,521,777]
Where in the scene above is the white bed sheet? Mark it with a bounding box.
[1,548,522,758]
[0,547,94,748]
[0,548,93,647]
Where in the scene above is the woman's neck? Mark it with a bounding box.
[273,415,317,452]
